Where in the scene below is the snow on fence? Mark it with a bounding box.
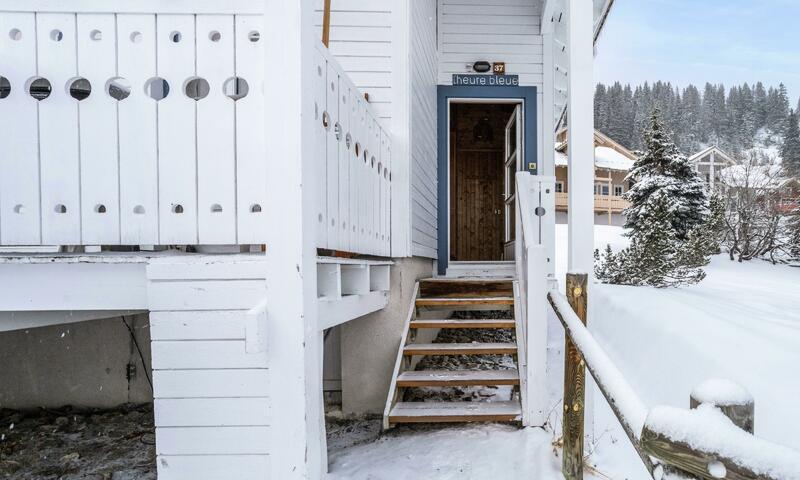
[548,286,800,480]
[0,3,391,257]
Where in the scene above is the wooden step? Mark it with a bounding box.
[410,319,516,329]
[396,370,520,387]
[420,278,513,299]
[388,401,522,423]
[403,342,517,356]
[415,297,514,307]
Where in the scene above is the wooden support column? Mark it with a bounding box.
[566,0,595,273]
[264,1,326,478]
[563,273,588,480]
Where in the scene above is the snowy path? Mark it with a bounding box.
[329,425,565,480]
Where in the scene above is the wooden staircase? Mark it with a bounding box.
[383,278,524,427]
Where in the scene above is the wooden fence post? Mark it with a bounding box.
[690,379,754,434]
[563,273,588,480]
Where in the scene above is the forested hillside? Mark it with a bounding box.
[594,81,796,155]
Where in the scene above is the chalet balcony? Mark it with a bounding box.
[0,12,391,257]
[555,192,631,213]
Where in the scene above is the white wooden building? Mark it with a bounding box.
[688,145,737,190]
[0,0,612,478]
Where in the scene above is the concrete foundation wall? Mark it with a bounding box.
[0,314,152,409]
[341,256,436,415]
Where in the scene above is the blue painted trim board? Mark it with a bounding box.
[436,85,538,275]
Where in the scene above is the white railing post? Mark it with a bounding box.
[525,244,548,425]
[515,171,552,426]
[264,1,325,478]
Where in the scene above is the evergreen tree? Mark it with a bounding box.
[596,195,706,287]
[781,110,800,178]
[682,85,702,151]
[754,82,768,129]
[594,84,608,133]
[624,109,710,240]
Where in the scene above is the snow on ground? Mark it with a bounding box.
[331,224,800,479]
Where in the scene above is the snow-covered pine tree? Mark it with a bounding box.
[624,109,710,240]
[781,110,800,178]
[596,192,709,287]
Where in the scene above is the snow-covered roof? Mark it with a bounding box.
[719,164,788,190]
[688,146,736,166]
[555,146,635,172]
[596,146,635,171]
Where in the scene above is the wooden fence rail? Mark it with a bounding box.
[548,276,800,480]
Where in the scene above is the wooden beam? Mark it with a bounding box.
[317,290,389,330]
[322,0,331,47]
[562,273,588,480]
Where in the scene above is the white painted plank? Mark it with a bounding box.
[314,48,328,248]
[234,15,267,244]
[346,85,359,250]
[156,426,270,455]
[317,290,389,330]
[156,14,197,245]
[0,13,41,245]
[145,255,266,280]
[147,279,265,311]
[153,369,269,398]
[149,310,246,340]
[157,455,270,480]
[37,13,81,245]
[0,262,147,311]
[155,398,270,426]
[77,13,120,244]
[196,14,236,244]
[151,340,268,369]
[117,14,159,245]
[338,76,351,252]
[326,62,341,249]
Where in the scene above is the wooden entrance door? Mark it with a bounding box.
[452,149,504,261]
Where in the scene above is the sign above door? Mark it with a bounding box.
[452,74,520,87]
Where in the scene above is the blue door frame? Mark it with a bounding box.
[436,85,538,275]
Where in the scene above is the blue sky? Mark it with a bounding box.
[595,0,800,104]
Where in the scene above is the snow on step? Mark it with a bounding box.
[403,342,517,355]
[415,297,514,306]
[396,370,520,387]
[410,319,516,329]
[389,401,522,423]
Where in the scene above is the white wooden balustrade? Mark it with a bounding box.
[0,3,391,257]
[513,171,556,426]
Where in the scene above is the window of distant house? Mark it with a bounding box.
[614,185,623,197]
[555,182,564,193]
[594,183,610,196]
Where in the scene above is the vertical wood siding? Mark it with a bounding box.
[410,0,439,258]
